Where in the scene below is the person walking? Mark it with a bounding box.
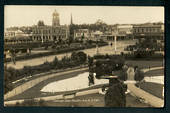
[88,73,94,86]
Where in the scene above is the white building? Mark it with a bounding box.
[74,29,90,40]
[74,29,104,41]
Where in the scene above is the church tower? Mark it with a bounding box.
[52,9,60,26]
[69,13,74,43]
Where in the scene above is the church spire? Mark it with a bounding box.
[71,13,73,25]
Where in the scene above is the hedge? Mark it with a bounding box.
[121,52,164,60]
[5,42,107,62]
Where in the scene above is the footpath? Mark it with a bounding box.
[127,66,164,107]
[128,83,164,107]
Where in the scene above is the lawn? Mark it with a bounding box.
[144,69,164,77]
[126,59,163,69]
[136,82,164,99]
[136,68,164,99]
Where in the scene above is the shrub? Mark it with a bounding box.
[22,66,33,76]
[71,51,87,64]
[92,55,125,78]
[52,56,59,67]
[105,80,126,107]
[21,49,27,53]
[5,42,107,63]
[134,68,144,81]
[4,70,13,94]
[118,70,128,81]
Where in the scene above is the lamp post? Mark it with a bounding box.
[10,49,16,65]
[4,53,7,69]
[114,35,117,54]
[96,34,99,55]
[162,51,164,67]
[41,29,44,44]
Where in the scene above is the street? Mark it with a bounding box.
[6,40,136,69]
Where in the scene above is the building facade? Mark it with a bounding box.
[31,10,69,43]
[4,10,69,45]
[74,29,90,40]
[74,29,104,41]
[116,24,133,39]
[4,29,31,44]
[133,23,164,40]
[31,23,69,43]
[105,24,133,41]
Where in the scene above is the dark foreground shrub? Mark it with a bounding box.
[105,81,126,107]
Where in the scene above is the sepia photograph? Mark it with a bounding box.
[4,6,164,107]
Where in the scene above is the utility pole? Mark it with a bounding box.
[114,28,118,54]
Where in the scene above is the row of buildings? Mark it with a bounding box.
[4,10,164,45]
[73,23,164,41]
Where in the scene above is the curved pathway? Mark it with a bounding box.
[142,67,164,73]
[127,66,164,107]
[4,65,164,107]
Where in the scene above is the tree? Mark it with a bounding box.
[61,56,71,68]
[93,55,125,78]
[69,24,75,43]
[88,56,93,67]
[105,79,126,107]
[37,20,45,26]
[52,56,59,67]
[76,51,87,64]
[71,51,87,64]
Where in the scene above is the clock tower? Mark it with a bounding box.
[52,9,60,26]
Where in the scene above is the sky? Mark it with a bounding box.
[4,6,164,28]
